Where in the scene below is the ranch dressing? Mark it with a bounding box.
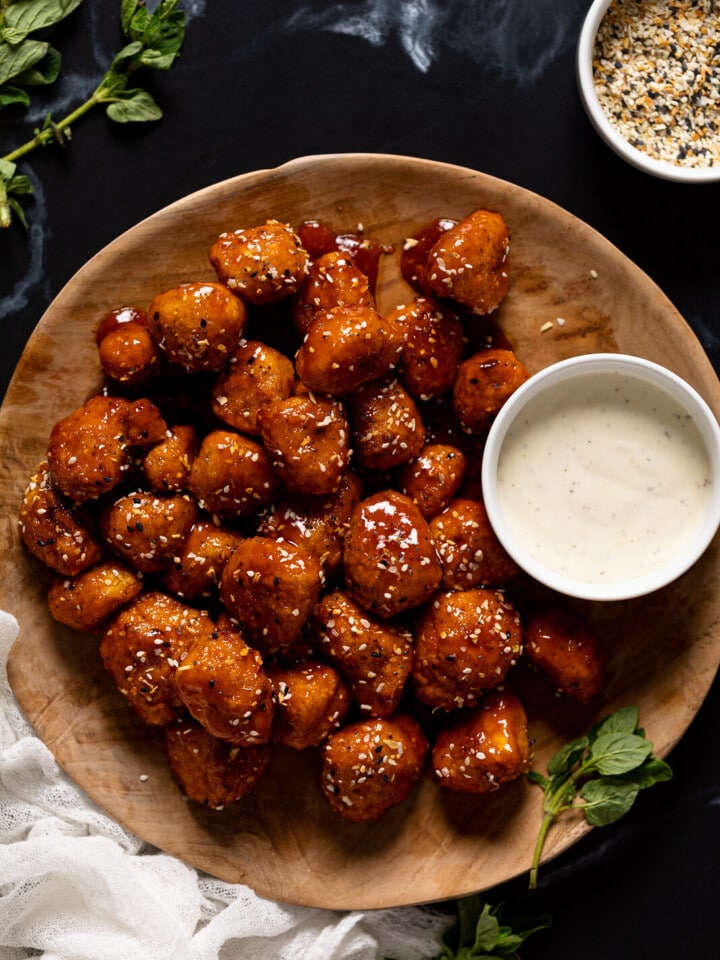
[496,371,713,584]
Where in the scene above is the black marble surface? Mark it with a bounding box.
[1,2,719,956]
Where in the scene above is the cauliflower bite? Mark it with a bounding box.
[163,521,243,600]
[413,588,523,711]
[320,715,428,822]
[294,304,402,397]
[348,377,425,471]
[397,443,468,519]
[525,604,605,703]
[387,297,465,401]
[208,219,310,305]
[343,490,442,619]
[426,209,510,315]
[175,627,274,745]
[291,250,375,337]
[256,471,362,577]
[96,306,161,386]
[47,395,160,503]
[429,498,520,589]
[220,536,324,650]
[431,689,530,793]
[211,340,295,435]
[47,561,142,631]
[101,491,197,575]
[453,348,529,435]
[268,660,351,749]
[188,429,281,518]
[148,281,247,373]
[313,590,414,718]
[100,591,215,726]
[259,395,350,495]
[165,718,271,809]
[19,462,104,575]
[142,425,198,493]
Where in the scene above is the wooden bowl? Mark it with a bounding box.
[2,154,719,910]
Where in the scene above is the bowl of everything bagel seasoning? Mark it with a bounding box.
[577,0,720,182]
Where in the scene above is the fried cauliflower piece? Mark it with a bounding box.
[397,443,468,519]
[452,348,529,435]
[348,377,425,471]
[148,281,247,373]
[211,340,295,435]
[142,425,198,493]
[431,689,530,793]
[18,462,104,575]
[426,209,510,315]
[175,627,274,746]
[525,604,605,703]
[268,660,350,749]
[256,471,362,577]
[96,306,161,387]
[101,491,197,575]
[47,561,142,631]
[291,250,374,337]
[313,590,414,718]
[208,219,310,305]
[429,498,520,589]
[163,521,243,600]
[294,304,402,397]
[343,490,442,619]
[165,717,271,809]
[320,715,428,822]
[388,296,465,401]
[259,395,350,495]
[100,591,215,726]
[220,536,324,650]
[188,429,281,518]
[47,395,166,503]
[413,588,523,711]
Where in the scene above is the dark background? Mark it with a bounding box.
[1,1,719,956]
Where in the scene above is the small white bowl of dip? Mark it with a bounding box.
[481,353,720,601]
[577,0,720,183]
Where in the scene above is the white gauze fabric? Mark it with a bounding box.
[0,611,450,960]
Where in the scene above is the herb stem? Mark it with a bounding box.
[529,811,554,890]
[2,93,100,165]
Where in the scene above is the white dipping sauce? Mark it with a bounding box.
[496,371,713,584]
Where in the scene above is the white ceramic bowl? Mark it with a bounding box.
[577,0,720,184]
[482,353,720,601]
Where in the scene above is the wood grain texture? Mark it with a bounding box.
[1,154,719,909]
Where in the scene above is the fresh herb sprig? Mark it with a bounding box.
[0,0,185,228]
[432,895,551,960]
[527,704,672,889]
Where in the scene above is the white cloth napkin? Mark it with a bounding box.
[0,611,449,960]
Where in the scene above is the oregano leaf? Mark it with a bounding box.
[0,83,30,107]
[0,37,49,86]
[547,736,588,777]
[105,87,161,122]
[2,0,84,42]
[590,704,639,742]
[589,732,653,775]
[580,777,640,826]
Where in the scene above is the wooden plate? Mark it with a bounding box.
[2,154,719,909]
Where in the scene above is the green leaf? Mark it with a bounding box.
[473,904,500,952]
[12,45,61,85]
[120,0,139,35]
[589,732,653,776]
[0,82,30,107]
[9,196,29,228]
[110,39,143,72]
[527,770,549,790]
[0,37,49,86]
[621,756,673,789]
[0,158,18,181]
[105,87,161,122]
[8,173,34,196]
[547,736,588,777]
[2,0,84,43]
[580,777,640,826]
[590,705,639,742]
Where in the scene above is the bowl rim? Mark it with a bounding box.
[481,352,720,601]
[576,0,720,184]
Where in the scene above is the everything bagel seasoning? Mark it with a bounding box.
[593,0,720,168]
